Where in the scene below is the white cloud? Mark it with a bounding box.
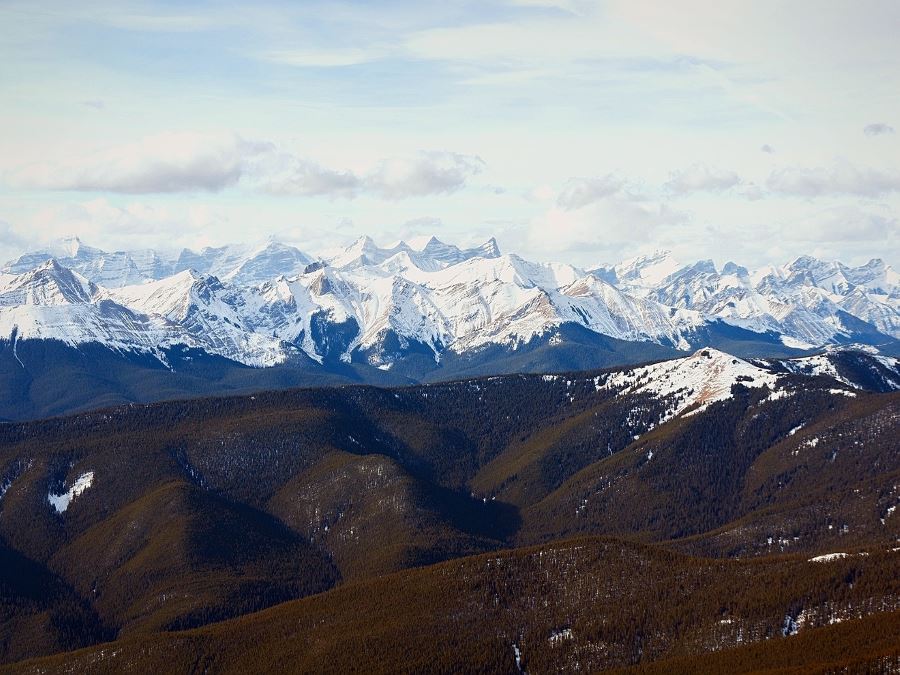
[527,195,689,257]
[864,122,895,136]
[767,161,900,198]
[0,220,30,264]
[256,47,387,68]
[665,163,741,194]
[260,157,361,198]
[504,0,591,15]
[264,151,485,200]
[365,152,485,199]
[556,175,625,210]
[740,183,765,201]
[7,133,262,194]
[5,135,483,201]
[13,197,253,255]
[792,204,897,242]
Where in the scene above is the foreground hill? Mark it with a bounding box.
[11,537,900,673]
[0,348,898,668]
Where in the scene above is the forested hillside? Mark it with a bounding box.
[0,351,897,670]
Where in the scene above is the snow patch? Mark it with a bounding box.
[780,335,815,349]
[549,628,573,644]
[512,643,523,672]
[808,552,848,563]
[48,471,94,514]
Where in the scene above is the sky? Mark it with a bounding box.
[0,0,898,269]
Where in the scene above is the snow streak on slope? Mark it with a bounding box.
[779,354,855,386]
[605,348,781,423]
[48,471,94,514]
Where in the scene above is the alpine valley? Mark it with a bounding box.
[0,235,898,422]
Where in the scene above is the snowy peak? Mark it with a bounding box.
[55,235,83,259]
[596,250,684,291]
[0,259,97,306]
[418,235,501,262]
[5,239,155,288]
[173,241,314,285]
[327,236,405,269]
[220,240,314,286]
[781,255,899,297]
[479,236,501,257]
[605,348,781,421]
[2,238,319,290]
[721,261,749,277]
[108,269,226,322]
[328,234,502,272]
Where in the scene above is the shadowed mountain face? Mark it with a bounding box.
[0,349,898,669]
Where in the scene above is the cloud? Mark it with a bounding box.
[261,151,483,199]
[665,163,741,194]
[261,157,361,198]
[6,134,483,201]
[0,222,34,269]
[556,175,625,210]
[402,216,445,230]
[527,194,690,256]
[365,152,485,199]
[16,198,225,253]
[797,205,898,242]
[96,8,224,33]
[0,220,30,248]
[505,0,590,14]
[256,47,386,68]
[760,144,775,153]
[8,133,262,194]
[864,122,895,136]
[766,161,900,197]
[740,183,765,201]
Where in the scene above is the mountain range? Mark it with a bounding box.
[0,235,897,420]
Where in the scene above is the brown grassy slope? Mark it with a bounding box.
[0,376,897,667]
[47,480,338,635]
[0,541,108,665]
[517,390,900,555]
[267,449,508,579]
[10,537,900,674]
[611,610,900,674]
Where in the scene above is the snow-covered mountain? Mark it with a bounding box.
[771,347,900,392]
[1,237,898,374]
[604,347,783,425]
[3,236,316,289]
[597,251,900,348]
